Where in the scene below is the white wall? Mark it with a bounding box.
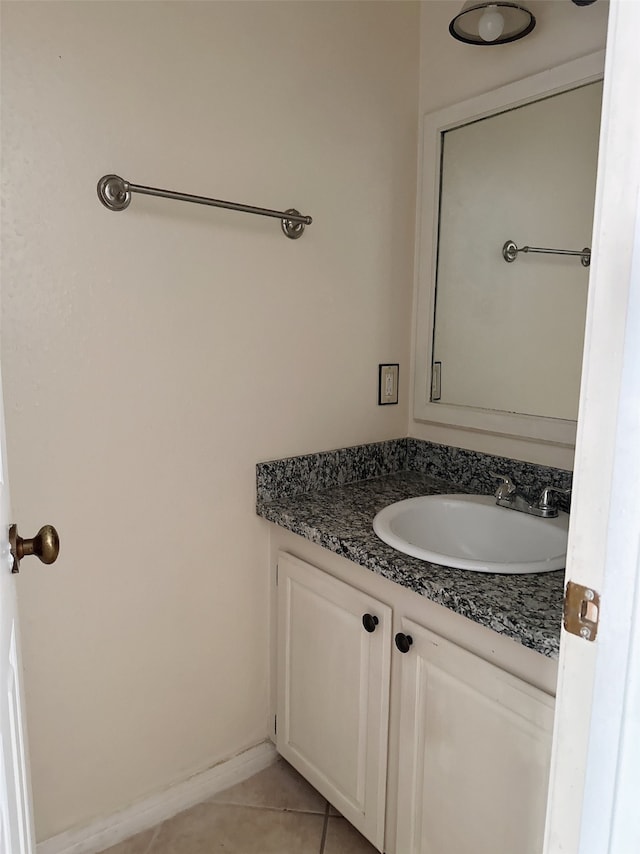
[0,0,418,841]
[412,0,609,468]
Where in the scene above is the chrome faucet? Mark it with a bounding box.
[490,472,571,518]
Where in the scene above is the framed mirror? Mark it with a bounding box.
[412,52,605,446]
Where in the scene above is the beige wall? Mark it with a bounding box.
[0,1,418,841]
[412,0,609,468]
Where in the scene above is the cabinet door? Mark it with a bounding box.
[277,552,391,850]
[395,618,554,854]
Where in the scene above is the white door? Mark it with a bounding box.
[0,367,35,854]
[276,552,392,851]
[544,0,640,851]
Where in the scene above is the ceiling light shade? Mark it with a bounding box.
[449,2,536,45]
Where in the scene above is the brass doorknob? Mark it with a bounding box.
[9,524,60,573]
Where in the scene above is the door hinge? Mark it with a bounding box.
[276,563,279,586]
[274,714,277,735]
[564,581,600,641]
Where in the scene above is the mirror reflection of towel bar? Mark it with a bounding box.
[502,240,591,267]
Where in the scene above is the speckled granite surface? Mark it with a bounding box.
[256,439,408,502]
[257,438,572,510]
[257,441,569,659]
[406,439,572,513]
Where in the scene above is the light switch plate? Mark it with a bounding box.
[378,364,399,405]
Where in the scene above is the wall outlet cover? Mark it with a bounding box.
[432,361,442,401]
[378,364,399,405]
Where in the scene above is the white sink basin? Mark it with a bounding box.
[373,494,569,574]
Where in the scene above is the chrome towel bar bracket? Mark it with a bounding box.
[502,239,591,267]
[97,174,312,239]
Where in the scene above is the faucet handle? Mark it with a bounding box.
[538,485,572,512]
[489,471,517,498]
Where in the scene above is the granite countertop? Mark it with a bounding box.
[257,470,565,659]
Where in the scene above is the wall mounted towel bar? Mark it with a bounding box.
[97,174,312,239]
[502,239,591,267]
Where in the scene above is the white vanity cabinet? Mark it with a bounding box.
[273,542,557,854]
[276,551,392,850]
[394,618,554,854]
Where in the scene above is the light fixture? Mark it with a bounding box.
[449,2,536,45]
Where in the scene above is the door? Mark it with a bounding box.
[0,368,35,854]
[544,0,640,850]
[276,552,392,851]
[395,618,554,854]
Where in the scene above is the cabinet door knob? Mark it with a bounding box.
[362,613,379,633]
[395,632,413,653]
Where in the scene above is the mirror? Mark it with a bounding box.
[434,81,602,420]
[413,52,605,445]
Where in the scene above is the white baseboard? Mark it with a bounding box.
[37,740,277,854]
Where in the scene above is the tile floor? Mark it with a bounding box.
[99,758,378,854]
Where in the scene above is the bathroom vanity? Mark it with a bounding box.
[258,442,565,854]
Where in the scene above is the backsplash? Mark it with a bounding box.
[256,439,407,502]
[406,439,573,511]
[257,438,572,511]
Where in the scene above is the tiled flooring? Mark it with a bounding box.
[99,758,378,854]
